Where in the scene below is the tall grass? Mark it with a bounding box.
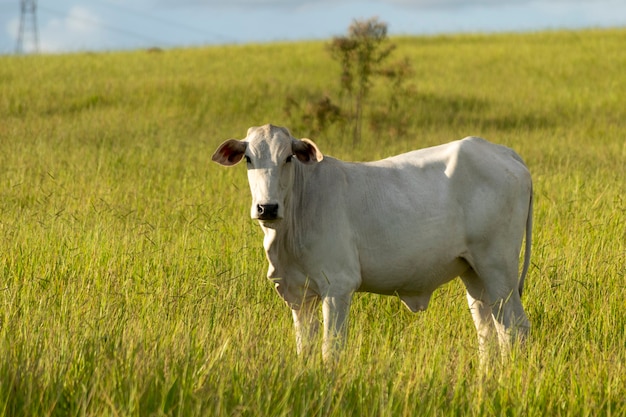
[0,29,625,416]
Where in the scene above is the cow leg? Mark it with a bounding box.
[489,289,530,358]
[291,298,320,357]
[321,292,353,364]
[470,258,530,359]
[461,270,497,367]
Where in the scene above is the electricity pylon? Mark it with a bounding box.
[15,0,39,54]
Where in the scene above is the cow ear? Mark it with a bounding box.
[212,139,248,166]
[292,138,323,164]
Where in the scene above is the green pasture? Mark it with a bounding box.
[0,28,625,416]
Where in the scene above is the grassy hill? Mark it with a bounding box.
[0,29,625,416]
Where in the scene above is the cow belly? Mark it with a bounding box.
[354,205,469,295]
[357,255,469,296]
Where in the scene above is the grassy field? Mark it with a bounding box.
[1,28,625,416]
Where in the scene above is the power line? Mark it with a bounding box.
[38,4,168,47]
[93,1,233,43]
[35,3,234,51]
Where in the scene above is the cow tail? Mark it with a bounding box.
[518,183,533,298]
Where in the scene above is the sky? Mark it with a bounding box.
[1,0,625,54]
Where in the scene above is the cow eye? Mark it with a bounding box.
[244,155,251,164]
[286,155,293,163]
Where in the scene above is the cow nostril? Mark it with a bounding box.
[257,204,279,220]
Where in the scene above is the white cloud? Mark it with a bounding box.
[5,17,19,40]
[149,0,552,9]
[39,6,104,52]
[65,6,101,33]
[152,0,339,11]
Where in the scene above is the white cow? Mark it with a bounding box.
[213,124,532,364]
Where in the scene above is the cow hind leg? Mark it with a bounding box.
[468,258,531,360]
[463,259,530,359]
[490,289,530,358]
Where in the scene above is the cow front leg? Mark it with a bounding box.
[321,292,353,364]
[291,298,320,358]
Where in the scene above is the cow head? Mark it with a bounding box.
[212,124,323,222]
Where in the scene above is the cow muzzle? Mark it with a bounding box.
[255,203,280,221]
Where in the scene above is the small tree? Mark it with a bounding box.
[284,17,414,143]
[328,17,395,144]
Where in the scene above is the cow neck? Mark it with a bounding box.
[262,160,313,261]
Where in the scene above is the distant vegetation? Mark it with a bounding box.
[0,27,625,416]
[286,17,414,143]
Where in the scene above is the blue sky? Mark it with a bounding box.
[1,0,625,54]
